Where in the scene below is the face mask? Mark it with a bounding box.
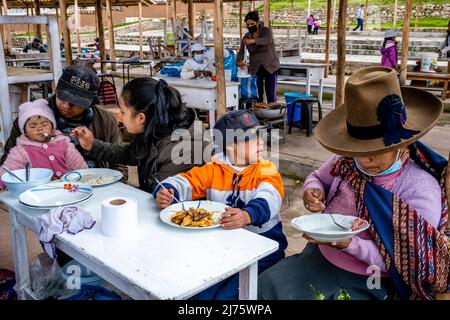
[354,150,403,177]
[193,54,204,63]
[247,25,258,33]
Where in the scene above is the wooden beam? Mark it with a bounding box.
[138,0,143,60]
[336,0,348,107]
[400,0,412,86]
[188,0,194,38]
[414,0,420,32]
[393,0,398,28]
[263,0,269,27]
[239,0,242,40]
[2,0,11,48]
[364,0,368,31]
[324,0,332,78]
[106,0,117,70]
[74,0,81,55]
[214,0,226,118]
[307,0,311,18]
[95,0,106,73]
[58,0,73,65]
[35,0,42,40]
[27,6,31,42]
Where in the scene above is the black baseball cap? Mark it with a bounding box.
[56,65,100,109]
[213,109,269,146]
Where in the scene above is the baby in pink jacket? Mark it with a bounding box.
[0,99,88,189]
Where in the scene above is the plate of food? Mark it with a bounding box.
[62,168,123,187]
[19,182,94,208]
[160,200,228,229]
[291,214,369,242]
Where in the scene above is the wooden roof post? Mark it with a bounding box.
[364,0,368,31]
[35,0,42,40]
[400,0,412,86]
[138,0,143,60]
[336,0,348,107]
[264,0,270,27]
[74,0,81,55]
[239,0,243,40]
[324,0,332,78]
[214,0,226,118]
[95,0,107,73]
[393,0,398,28]
[106,0,117,70]
[2,0,11,49]
[59,0,73,65]
[414,0,420,32]
[307,0,311,19]
[188,0,194,38]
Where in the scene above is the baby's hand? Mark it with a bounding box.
[220,207,251,229]
[70,126,94,151]
[156,188,174,209]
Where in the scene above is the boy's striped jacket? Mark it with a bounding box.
[153,153,287,265]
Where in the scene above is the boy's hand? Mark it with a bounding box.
[70,126,94,151]
[220,207,251,229]
[303,188,326,212]
[156,188,174,209]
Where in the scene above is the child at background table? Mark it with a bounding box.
[0,99,87,189]
[154,110,287,300]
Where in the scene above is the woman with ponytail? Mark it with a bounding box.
[71,77,205,193]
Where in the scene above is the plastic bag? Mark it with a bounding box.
[160,61,185,78]
[224,49,238,82]
[30,253,64,300]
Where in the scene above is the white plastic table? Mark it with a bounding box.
[0,182,278,300]
[157,76,240,127]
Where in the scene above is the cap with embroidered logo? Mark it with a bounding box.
[56,65,100,109]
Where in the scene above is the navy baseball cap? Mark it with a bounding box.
[213,109,269,146]
[56,65,100,109]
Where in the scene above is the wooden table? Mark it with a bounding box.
[158,76,240,127]
[407,71,450,100]
[0,182,278,300]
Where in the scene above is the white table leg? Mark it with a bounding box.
[239,262,258,300]
[209,105,215,128]
[8,207,31,300]
[306,72,311,95]
[318,78,324,106]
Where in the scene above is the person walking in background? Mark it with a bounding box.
[313,18,321,35]
[380,29,399,69]
[437,20,450,58]
[307,15,314,34]
[353,5,364,31]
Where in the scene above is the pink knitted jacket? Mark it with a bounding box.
[0,130,88,189]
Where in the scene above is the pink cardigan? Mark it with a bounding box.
[0,130,88,189]
[303,156,442,276]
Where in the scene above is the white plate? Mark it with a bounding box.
[19,182,94,208]
[160,200,228,230]
[61,168,123,187]
[291,214,369,242]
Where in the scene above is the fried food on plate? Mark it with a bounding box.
[171,207,217,227]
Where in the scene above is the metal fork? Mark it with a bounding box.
[155,178,186,211]
[329,214,351,231]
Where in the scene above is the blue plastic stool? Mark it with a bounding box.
[288,96,323,136]
[283,92,313,124]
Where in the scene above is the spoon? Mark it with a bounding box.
[329,214,351,231]
[2,167,24,182]
[154,178,187,211]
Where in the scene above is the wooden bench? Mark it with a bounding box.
[407,72,450,100]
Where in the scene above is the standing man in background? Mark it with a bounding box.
[353,5,364,31]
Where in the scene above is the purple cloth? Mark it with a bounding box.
[380,40,398,69]
[307,17,314,26]
[303,156,442,276]
[37,206,95,260]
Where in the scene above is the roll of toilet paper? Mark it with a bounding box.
[101,197,138,238]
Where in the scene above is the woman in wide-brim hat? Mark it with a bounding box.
[258,66,450,300]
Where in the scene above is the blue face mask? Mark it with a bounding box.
[194,54,205,63]
[354,150,403,177]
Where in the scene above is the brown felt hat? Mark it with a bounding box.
[315,66,443,157]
